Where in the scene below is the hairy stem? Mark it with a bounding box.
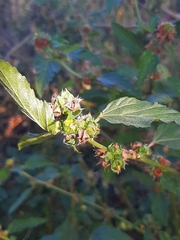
[138,157,179,175]
[88,139,107,150]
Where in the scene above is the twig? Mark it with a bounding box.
[88,139,107,150]
[138,157,179,175]
[162,8,180,20]
[59,61,82,79]
[5,34,33,61]
[14,170,144,234]
[134,0,142,24]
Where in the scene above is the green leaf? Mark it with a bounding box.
[163,77,180,98]
[131,170,153,186]
[58,218,79,240]
[158,231,171,240]
[18,132,54,150]
[34,55,61,97]
[143,229,153,240]
[0,168,10,184]
[91,225,133,240]
[100,97,180,127]
[117,65,138,78]
[68,48,101,65]
[63,43,81,55]
[136,50,159,87]
[156,64,170,80]
[112,22,144,55]
[153,123,180,150]
[151,193,168,226]
[8,188,32,214]
[0,187,7,200]
[24,153,53,169]
[175,20,180,38]
[0,60,58,134]
[71,164,87,178]
[8,217,47,233]
[35,167,60,181]
[160,174,180,196]
[38,232,61,240]
[97,72,139,96]
[105,0,122,12]
[148,15,159,33]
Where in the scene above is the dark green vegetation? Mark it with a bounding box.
[1,1,180,239]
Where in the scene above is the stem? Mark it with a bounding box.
[134,0,142,24]
[95,112,103,123]
[169,192,179,235]
[16,170,144,234]
[60,61,82,79]
[88,139,107,150]
[138,157,179,175]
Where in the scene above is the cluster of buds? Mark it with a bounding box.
[95,142,151,174]
[50,89,100,147]
[149,72,161,81]
[146,155,171,179]
[154,22,176,44]
[34,33,51,52]
[146,22,176,55]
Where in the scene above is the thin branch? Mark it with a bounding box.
[15,170,144,234]
[59,61,82,79]
[162,8,180,20]
[134,0,142,24]
[138,157,179,175]
[88,139,107,150]
[5,34,33,61]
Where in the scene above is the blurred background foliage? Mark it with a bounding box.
[1,0,180,239]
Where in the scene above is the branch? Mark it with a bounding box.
[15,170,144,234]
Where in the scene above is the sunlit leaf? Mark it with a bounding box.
[136,50,159,87]
[18,132,54,150]
[8,188,32,214]
[153,123,180,150]
[112,22,144,55]
[8,217,47,233]
[91,225,133,240]
[0,60,59,134]
[100,97,180,127]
